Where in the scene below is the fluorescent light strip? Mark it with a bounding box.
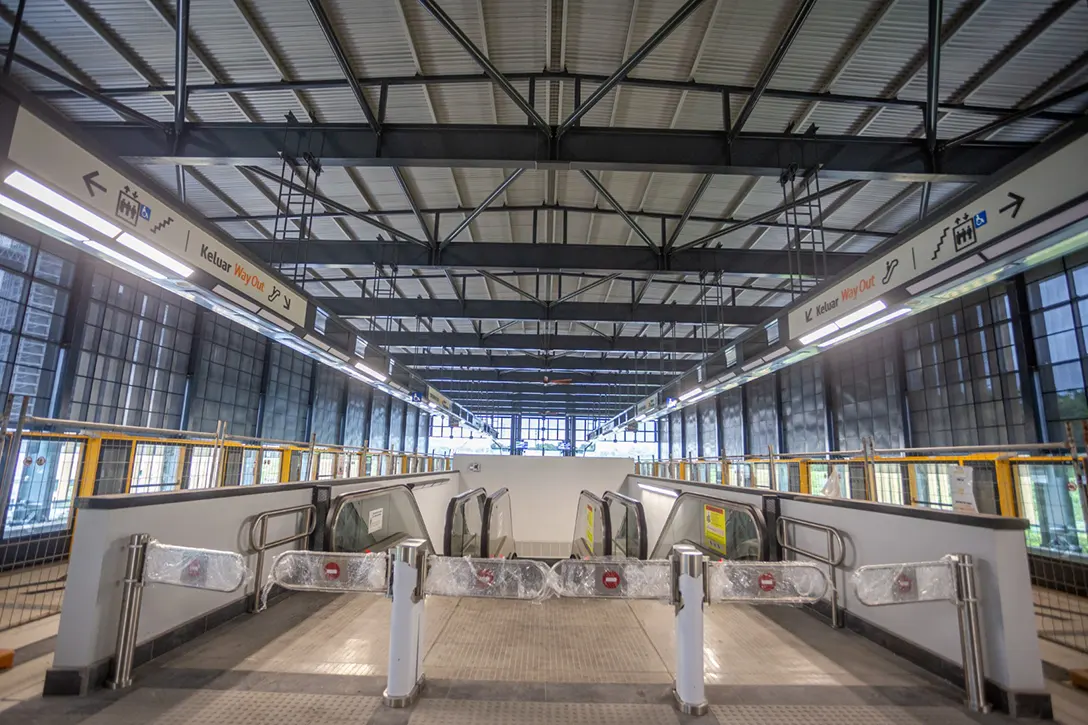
[906,255,985,295]
[257,308,294,331]
[741,357,764,371]
[798,322,839,345]
[116,232,193,278]
[834,299,886,328]
[303,334,331,350]
[5,172,122,238]
[212,284,260,313]
[354,361,388,382]
[819,308,912,348]
[329,348,350,362]
[762,346,789,362]
[85,240,166,280]
[638,483,679,498]
[0,193,87,242]
[678,387,702,402]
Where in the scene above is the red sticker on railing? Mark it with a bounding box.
[758,572,776,591]
[602,570,621,589]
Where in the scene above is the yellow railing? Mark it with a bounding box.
[637,448,1088,561]
[0,416,451,543]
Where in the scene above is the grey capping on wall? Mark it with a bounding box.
[77,472,456,510]
[628,474,1029,531]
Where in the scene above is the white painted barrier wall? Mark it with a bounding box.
[50,470,458,693]
[621,474,1045,701]
[454,455,633,556]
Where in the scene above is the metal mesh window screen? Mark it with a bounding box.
[1026,257,1088,443]
[188,315,265,436]
[388,399,406,451]
[0,234,75,421]
[779,359,827,453]
[683,404,699,457]
[405,405,418,452]
[719,388,744,457]
[263,343,313,442]
[698,400,718,457]
[746,374,779,455]
[71,265,194,428]
[310,363,345,445]
[343,379,370,447]
[669,412,682,458]
[418,411,430,454]
[902,285,1029,447]
[369,389,390,448]
[828,329,905,450]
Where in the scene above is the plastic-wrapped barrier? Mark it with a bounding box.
[269,550,388,593]
[852,559,957,606]
[549,558,672,600]
[707,561,828,604]
[424,556,552,601]
[143,541,249,593]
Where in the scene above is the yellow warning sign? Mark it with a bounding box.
[704,504,728,556]
[586,504,595,553]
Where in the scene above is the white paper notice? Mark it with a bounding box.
[367,507,384,533]
[949,465,977,513]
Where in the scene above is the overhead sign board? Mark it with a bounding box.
[788,131,1088,340]
[427,386,452,411]
[5,108,308,327]
[636,396,655,417]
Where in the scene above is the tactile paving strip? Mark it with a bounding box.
[408,700,681,725]
[710,705,983,724]
[78,688,381,725]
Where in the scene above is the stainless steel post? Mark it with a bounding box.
[248,515,268,613]
[827,528,842,629]
[950,553,989,713]
[0,397,28,534]
[106,533,151,690]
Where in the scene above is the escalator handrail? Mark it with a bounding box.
[327,483,432,552]
[443,487,486,556]
[603,490,648,560]
[481,487,513,558]
[573,490,613,557]
[649,491,766,559]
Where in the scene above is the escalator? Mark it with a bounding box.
[444,486,518,559]
[604,491,648,560]
[648,492,765,560]
[328,484,434,554]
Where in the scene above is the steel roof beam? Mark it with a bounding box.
[729,0,818,141]
[417,0,550,135]
[578,171,658,251]
[47,71,1081,125]
[319,297,775,326]
[79,123,1030,181]
[208,202,895,238]
[241,239,863,276]
[439,383,649,397]
[421,370,666,384]
[306,0,380,132]
[557,0,709,135]
[382,331,728,353]
[406,354,689,373]
[442,169,524,247]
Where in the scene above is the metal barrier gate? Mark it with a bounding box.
[107,534,249,690]
[267,542,829,714]
[852,554,988,714]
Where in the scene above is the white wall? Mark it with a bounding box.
[454,456,633,551]
[54,471,459,677]
[411,477,462,545]
[621,474,1045,696]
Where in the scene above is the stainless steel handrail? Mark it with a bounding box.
[603,491,648,560]
[444,487,485,556]
[327,484,432,553]
[249,503,317,612]
[775,516,845,627]
[649,492,766,559]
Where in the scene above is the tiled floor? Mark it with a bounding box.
[0,593,1043,724]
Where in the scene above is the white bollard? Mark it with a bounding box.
[384,539,428,707]
[671,544,708,715]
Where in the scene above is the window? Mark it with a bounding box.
[0,234,75,421]
[1028,260,1088,442]
[188,314,266,436]
[263,343,313,442]
[901,285,1028,446]
[71,264,195,428]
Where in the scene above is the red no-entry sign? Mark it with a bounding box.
[476,568,495,587]
[186,558,202,579]
[324,562,340,580]
[758,572,776,592]
[602,570,621,589]
[895,573,912,594]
